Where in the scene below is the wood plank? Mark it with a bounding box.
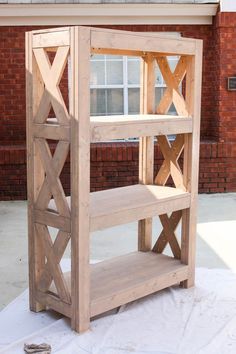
[36,290,72,318]
[138,54,155,252]
[26,31,45,312]
[33,30,70,48]
[90,115,192,141]
[33,124,70,141]
[70,26,91,333]
[34,209,71,233]
[155,134,185,190]
[90,184,190,231]
[153,210,182,255]
[49,252,189,317]
[35,138,70,216]
[181,40,203,288]
[35,223,71,304]
[91,28,196,56]
[33,47,70,125]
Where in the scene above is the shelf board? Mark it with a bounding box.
[49,252,188,317]
[90,184,190,231]
[46,184,190,231]
[90,114,192,142]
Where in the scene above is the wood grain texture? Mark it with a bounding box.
[70,26,91,333]
[26,31,45,312]
[181,41,203,288]
[50,252,189,317]
[138,54,155,252]
[27,26,202,333]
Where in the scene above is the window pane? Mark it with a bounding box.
[107,89,124,115]
[128,60,140,85]
[106,61,123,85]
[106,55,123,60]
[128,88,140,114]
[90,61,105,85]
[168,57,178,73]
[90,89,106,116]
[91,54,105,61]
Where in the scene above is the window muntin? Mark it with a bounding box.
[90,54,179,116]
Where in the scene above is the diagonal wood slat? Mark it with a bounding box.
[33,46,70,125]
[156,56,188,116]
[35,138,70,217]
[155,134,185,190]
[152,210,182,259]
[38,229,70,295]
[35,223,71,303]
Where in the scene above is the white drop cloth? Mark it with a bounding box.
[1,265,236,354]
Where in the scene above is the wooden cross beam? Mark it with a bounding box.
[35,139,70,217]
[35,223,71,303]
[38,228,70,297]
[152,210,182,259]
[156,55,188,116]
[33,46,70,125]
[155,134,185,190]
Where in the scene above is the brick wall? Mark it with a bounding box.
[0,16,236,200]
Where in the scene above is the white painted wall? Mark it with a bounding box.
[221,0,236,12]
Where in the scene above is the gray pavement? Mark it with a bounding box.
[0,193,236,310]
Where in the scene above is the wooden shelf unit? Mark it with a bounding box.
[26,26,203,333]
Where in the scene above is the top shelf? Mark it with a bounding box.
[90,114,192,142]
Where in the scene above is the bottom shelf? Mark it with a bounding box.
[50,252,189,317]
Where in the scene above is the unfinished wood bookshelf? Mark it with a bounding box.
[26,26,203,333]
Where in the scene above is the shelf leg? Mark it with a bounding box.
[70,27,91,333]
[138,54,155,252]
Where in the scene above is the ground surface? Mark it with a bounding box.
[0,193,236,310]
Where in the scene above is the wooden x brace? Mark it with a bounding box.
[35,138,70,217]
[155,134,185,190]
[33,46,70,125]
[152,210,182,259]
[156,56,188,116]
[36,223,71,303]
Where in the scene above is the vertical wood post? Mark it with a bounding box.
[181,40,203,288]
[26,32,45,312]
[138,54,155,251]
[70,26,91,332]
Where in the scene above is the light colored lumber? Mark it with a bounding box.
[35,223,71,304]
[138,54,155,252]
[91,28,196,56]
[70,26,91,333]
[33,30,70,48]
[156,56,188,116]
[181,40,203,288]
[33,123,70,141]
[36,290,72,318]
[35,139,70,216]
[90,184,190,231]
[38,229,70,294]
[27,26,202,333]
[49,252,189,317]
[152,211,182,258]
[90,115,192,142]
[34,209,71,233]
[26,31,45,312]
[155,134,185,190]
[33,46,70,125]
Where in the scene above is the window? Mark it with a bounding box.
[90,54,179,116]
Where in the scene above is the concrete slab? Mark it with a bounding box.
[0,193,235,310]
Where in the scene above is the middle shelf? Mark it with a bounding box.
[90,184,190,231]
[90,114,192,141]
[46,184,190,232]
